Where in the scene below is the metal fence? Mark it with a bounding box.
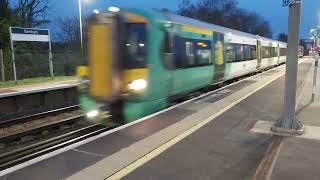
[0,48,84,81]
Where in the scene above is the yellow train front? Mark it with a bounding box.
[78,8,170,123]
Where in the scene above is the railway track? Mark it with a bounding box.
[0,123,111,171]
[0,105,80,128]
[0,114,84,145]
[0,63,287,171]
[0,105,117,171]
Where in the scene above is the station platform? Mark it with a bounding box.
[0,57,315,180]
[252,58,320,180]
[0,79,78,98]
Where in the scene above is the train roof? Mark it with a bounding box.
[106,7,286,46]
[155,9,286,45]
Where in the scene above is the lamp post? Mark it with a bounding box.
[310,27,320,102]
[78,0,85,57]
[272,0,303,135]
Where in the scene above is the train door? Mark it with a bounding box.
[212,32,225,82]
[162,30,175,97]
[256,40,262,70]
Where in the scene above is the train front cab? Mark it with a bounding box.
[80,10,153,123]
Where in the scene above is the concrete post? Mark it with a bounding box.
[311,56,318,102]
[272,2,304,134]
[0,49,5,81]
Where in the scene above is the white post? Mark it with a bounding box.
[311,28,319,102]
[311,54,318,102]
[78,0,84,57]
[9,27,17,83]
[0,49,5,81]
[48,30,54,79]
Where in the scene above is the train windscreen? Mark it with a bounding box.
[123,23,147,69]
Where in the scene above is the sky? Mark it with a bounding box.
[47,0,320,39]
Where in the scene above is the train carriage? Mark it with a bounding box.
[78,7,288,123]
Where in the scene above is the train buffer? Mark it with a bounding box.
[1,57,320,180]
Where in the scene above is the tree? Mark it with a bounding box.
[54,16,80,43]
[0,0,10,18]
[228,9,272,38]
[178,0,238,27]
[0,0,19,48]
[177,0,273,38]
[277,33,288,42]
[178,0,197,19]
[15,0,49,27]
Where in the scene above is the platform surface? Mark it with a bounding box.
[270,61,320,180]
[0,58,313,180]
[120,60,311,180]
[0,79,78,98]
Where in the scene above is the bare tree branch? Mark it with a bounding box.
[15,0,49,27]
[53,16,80,43]
[177,0,272,38]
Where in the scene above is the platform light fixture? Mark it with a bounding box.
[93,9,100,14]
[108,6,120,12]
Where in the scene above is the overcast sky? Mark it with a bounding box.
[47,0,320,39]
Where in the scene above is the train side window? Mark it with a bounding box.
[174,37,195,68]
[174,37,212,68]
[195,42,211,66]
[226,43,257,62]
[185,41,196,67]
[226,44,236,63]
[164,31,173,53]
[280,48,286,56]
[271,47,277,57]
[162,31,175,69]
[174,36,185,68]
[186,42,194,56]
[251,46,257,59]
[243,45,251,60]
[235,45,244,61]
[262,46,270,58]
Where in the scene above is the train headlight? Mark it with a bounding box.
[86,110,99,119]
[128,79,147,91]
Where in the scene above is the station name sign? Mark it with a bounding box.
[10,27,50,42]
[283,0,301,6]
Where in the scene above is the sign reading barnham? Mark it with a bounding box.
[9,27,53,82]
[10,27,50,42]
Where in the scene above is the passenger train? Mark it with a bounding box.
[77,7,300,123]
